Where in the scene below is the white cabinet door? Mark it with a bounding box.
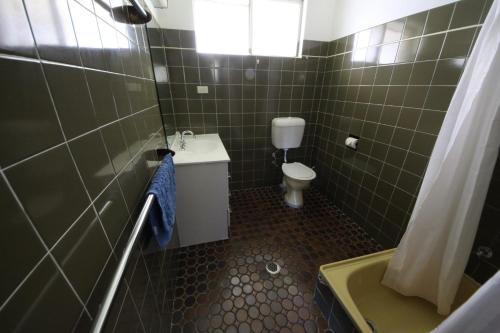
[175,162,229,247]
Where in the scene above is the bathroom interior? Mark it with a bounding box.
[1,0,499,332]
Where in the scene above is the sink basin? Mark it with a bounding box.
[170,133,230,165]
[183,139,218,154]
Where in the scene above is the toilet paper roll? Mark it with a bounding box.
[345,137,358,149]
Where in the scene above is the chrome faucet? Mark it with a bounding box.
[180,130,195,150]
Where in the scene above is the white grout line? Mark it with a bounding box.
[77,249,115,312]
[2,3,161,326]
[0,52,154,84]
[0,107,163,321]
[0,52,40,63]
[150,20,481,63]
[320,0,488,244]
[163,48,178,131]
[386,5,452,242]
[368,16,419,236]
[105,279,130,333]
[316,13,420,239]
[324,22,482,59]
[250,58,258,186]
[0,250,49,313]
[340,41,375,210]
[150,46,195,50]
[179,30,193,130]
[378,64,425,233]
[239,57,245,184]
[0,168,91,318]
[1,105,157,172]
[20,0,93,317]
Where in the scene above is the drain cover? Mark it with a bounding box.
[265,262,281,275]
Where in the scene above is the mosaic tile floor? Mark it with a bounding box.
[159,186,382,332]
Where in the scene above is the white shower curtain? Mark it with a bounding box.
[382,0,500,315]
[431,271,500,333]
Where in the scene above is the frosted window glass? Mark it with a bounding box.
[193,0,305,57]
[251,0,302,57]
[193,0,250,55]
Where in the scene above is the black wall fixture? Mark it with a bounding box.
[95,0,152,24]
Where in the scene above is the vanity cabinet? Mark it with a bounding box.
[175,161,229,247]
[171,133,231,247]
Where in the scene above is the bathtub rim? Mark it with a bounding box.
[320,250,394,332]
[319,249,479,333]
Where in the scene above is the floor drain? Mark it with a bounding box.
[365,319,377,333]
[265,262,281,275]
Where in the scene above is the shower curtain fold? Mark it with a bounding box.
[381,0,500,315]
[431,271,500,333]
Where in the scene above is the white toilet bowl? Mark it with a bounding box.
[282,162,316,208]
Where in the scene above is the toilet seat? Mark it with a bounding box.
[282,162,316,181]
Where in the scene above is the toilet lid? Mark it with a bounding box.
[282,162,316,180]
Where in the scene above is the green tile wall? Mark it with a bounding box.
[146,0,498,284]
[147,28,327,189]
[0,0,166,331]
[313,0,498,283]
[2,0,496,331]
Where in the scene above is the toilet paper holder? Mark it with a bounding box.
[345,135,359,151]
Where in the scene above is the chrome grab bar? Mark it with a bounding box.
[90,194,155,333]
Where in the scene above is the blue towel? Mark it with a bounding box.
[146,154,176,247]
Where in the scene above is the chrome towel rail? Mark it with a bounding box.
[90,194,155,333]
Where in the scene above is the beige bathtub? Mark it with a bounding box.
[319,249,479,333]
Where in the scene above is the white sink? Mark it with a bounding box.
[183,139,218,154]
[170,133,230,165]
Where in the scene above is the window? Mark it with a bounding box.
[193,0,307,57]
[193,0,250,55]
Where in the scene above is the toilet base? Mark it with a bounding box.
[284,189,303,208]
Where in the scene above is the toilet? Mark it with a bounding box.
[272,117,316,208]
